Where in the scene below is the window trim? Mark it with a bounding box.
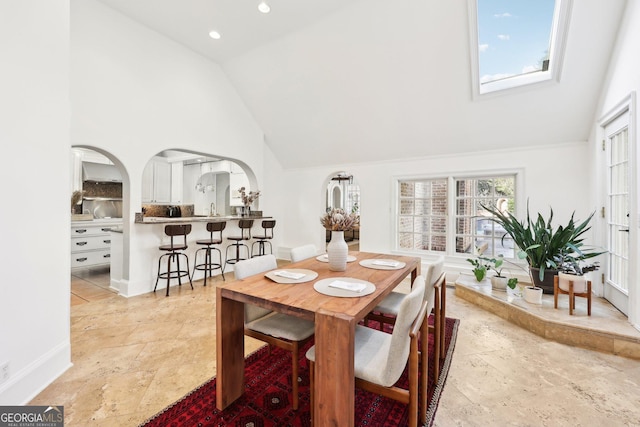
[467,0,573,98]
[392,168,525,260]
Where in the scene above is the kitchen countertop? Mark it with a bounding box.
[135,215,271,224]
[71,217,123,226]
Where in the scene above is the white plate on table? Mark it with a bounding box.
[265,269,318,284]
[359,259,406,270]
[313,277,375,298]
[315,254,357,263]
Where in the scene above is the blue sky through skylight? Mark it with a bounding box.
[477,0,556,84]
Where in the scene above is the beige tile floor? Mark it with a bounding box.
[31,264,640,426]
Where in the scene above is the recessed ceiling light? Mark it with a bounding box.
[258,1,270,14]
[209,30,221,40]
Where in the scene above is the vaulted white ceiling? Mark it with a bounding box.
[97,0,628,169]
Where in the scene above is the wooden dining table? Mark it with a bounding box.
[215,251,421,426]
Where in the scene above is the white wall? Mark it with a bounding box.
[592,0,640,328]
[277,142,593,270]
[0,0,71,404]
[71,0,267,296]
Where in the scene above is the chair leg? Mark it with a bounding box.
[176,253,183,287]
[154,253,164,292]
[292,342,299,410]
[309,360,315,424]
[440,284,446,360]
[165,253,172,297]
[183,253,193,289]
[202,248,210,287]
[433,291,441,382]
[419,321,428,425]
[409,337,419,427]
[215,247,225,280]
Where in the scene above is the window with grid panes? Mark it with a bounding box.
[398,179,448,252]
[455,176,515,257]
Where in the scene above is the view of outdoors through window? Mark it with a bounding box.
[477,0,556,85]
[398,180,448,252]
[455,176,515,257]
[398,175,516,258]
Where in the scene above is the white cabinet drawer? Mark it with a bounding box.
[71,235,111,252]
[71,249,111,268]
[71,224,114,237]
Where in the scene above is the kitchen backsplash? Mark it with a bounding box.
[83,181,123,199]
[142,204,195,217]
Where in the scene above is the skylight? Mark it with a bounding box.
[469,0,572,96]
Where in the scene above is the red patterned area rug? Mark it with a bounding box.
[141,316,459,427]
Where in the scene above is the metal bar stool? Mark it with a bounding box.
[225,219,254,267]
[154,224,193,297]
[193,221,226,285]
[251,219,276,257]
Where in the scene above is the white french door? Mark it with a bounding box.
[604,112,630,315]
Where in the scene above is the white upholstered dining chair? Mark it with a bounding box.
[233,254,315,410]
[366,256,446,391]
[306,275,427,427]
[289,244,318,262]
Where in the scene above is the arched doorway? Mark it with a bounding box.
[70,146,128,301]
[324,171,360,248]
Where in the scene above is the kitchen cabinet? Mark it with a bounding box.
[171,162,183,204]
[71,221,121,269]
[142,158,171,203]
[201,160,231,174]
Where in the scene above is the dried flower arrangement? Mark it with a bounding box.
[238,187,261,207]
[71,190,84,213]
[320,208,360,231]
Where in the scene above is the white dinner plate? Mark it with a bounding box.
[359,259,406,270]
[313,277,375,298]
[264,269,318,284]
[315,254,357,263]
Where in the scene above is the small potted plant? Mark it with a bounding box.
[555,248,602,294]
[466,256,489,282]
[482,255,520,291]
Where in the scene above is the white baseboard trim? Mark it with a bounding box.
[0,341,72,405]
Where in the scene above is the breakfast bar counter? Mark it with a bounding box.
[126,214,274,297]
[135,214,270,224]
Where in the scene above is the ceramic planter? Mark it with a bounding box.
[490,276,508,290]
[557,272,589,293]
[523,286,543,304]
[529,267,558,295]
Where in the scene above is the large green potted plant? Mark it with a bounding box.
[482,202,601,294]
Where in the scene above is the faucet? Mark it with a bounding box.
[210,202,216,216]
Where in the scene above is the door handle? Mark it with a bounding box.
[620,229,630,233]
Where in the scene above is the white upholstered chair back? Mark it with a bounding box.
[290,244,317,262]
[424,256,444,314]
[234,254,277,322]
[234,254,277,279]
[378,275,425,386]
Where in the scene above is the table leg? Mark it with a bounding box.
[411,263,420,283]
[314,310,355,427]
[216,289,245,410]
